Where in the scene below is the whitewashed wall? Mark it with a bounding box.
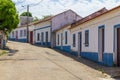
[52,10,82,31]
[34,21,51,43]
[56,25,71,47]
[71,7,120,63]
[9,27,27,39]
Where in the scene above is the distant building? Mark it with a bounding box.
[18,16,33,27]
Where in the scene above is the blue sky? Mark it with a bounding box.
[12,0,120,18]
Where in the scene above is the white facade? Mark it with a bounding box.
[34,20,51,46]
[70,7,120,66]
[9,25,34,43]
[9,27,27,40]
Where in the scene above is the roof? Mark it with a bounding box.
[52,9,82,31]
[71,5,120,28]
[71,7,108,28]
[32,17,52,25]
[17,16,52,29]
[53,9,82,18]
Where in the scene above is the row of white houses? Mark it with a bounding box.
[9,5,120,66]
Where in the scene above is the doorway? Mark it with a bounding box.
[30,31,33,44]
[16,31,18,41]
[61,33,63,50]
[41,32,44,45]
[117,28,120,66]
[78,32,82,57]
[98,27,104,62]
[46,32,48,46]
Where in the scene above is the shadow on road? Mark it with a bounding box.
[52,49,120,80]
[4,46,19,56]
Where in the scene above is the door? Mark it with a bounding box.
[61,33,63,50]
[16,31,18,40]
[46,32,48,46]
[78,32,82,57]
[98,28,104,61]
[30,31,33,44]
[117,28,120,66]
[41,32,44,45]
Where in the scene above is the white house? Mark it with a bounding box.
[33,9,81,47]
[54,24,71,52]
[51,9,82,48]
[33,17,52,47]
[9,25,27,42]
[9,24,34,43]
[69,6,120,67]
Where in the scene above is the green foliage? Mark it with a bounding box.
[41,15,52,20]
[33,16,39,22]
[0,0,19,33]
[20,12,32,17]
[0,50,7,56]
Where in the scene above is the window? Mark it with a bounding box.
[24,30,27,37]
[65,31,67,44]
[46,32,48,43]
[12,31,14,38]
[37,33,40,41]
[41,32,44,42]
[85,30,89,47]
[73,34,76,47]
[58,34,59,45]
[20,30,23,37]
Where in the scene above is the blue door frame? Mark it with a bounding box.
[98,25,105,62]
[78,32,82,57]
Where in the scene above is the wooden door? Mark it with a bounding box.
[117,28,120,66]
[30,31,33,44]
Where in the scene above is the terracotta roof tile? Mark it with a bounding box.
[71,8,108,28]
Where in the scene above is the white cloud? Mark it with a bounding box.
[13,0,120,18]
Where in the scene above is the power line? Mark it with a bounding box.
[17,0,43,11]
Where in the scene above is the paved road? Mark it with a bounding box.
[0,41,114,80]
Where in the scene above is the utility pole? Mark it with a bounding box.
[27,5,29,43]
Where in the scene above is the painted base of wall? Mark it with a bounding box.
[80,52,113,66]
[80,52,98,62]
[54,46,113,67]
[70,51,78,56]
[17,39,27,42]
[9,38,16,41]
[35,42,51,47]
[54,46,71,53]
[9,38,27,42]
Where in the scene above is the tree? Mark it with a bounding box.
[41,15,52,20]
[20,12,32,17]
[33,16,39,22]
[0,0,19,33]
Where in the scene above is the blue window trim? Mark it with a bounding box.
[98,25,105,53]
[65,31,67,44]
[113,24,120,52]
[85,30,89,47]
[34,26,51,31]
